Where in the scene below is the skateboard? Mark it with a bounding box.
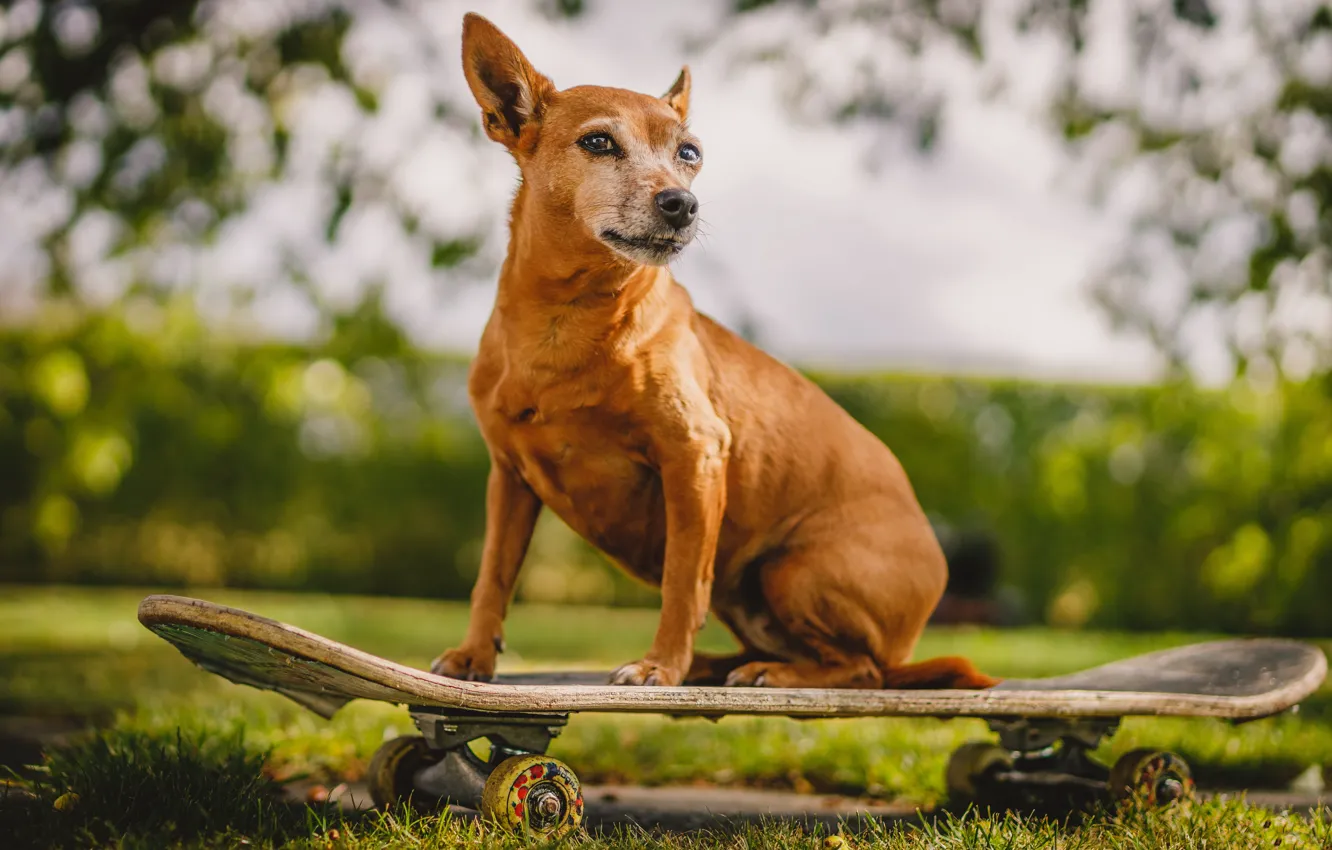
[139,594,1326,837]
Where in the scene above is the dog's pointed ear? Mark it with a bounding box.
[662,66,690,121]
[461,13,555,149]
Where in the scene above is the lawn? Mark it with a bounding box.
[2,586,1330,848]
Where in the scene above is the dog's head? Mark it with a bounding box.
[461,13,702,267]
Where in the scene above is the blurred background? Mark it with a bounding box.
[3,0,1332,637]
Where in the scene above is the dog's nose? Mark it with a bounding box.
[654,188,698,229]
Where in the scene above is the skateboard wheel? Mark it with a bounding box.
[1110,748,1194,806]
[945,742,1013,799]
[481,753,584,839]
[367,735,442,809]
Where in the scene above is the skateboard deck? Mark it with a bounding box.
[138,594,1326,721]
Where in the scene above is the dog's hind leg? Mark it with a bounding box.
[717,541,892,689]
[879,656,1000,689]
[724,655,999,689]
[721,525,998,690]
[725,656,884,689]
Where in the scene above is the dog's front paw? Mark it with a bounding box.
[609,659,683,687]
[430,646,495,681]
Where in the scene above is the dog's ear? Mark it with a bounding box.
[662,66,690,121]
[461,13,555,149]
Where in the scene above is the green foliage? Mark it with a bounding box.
[819,371,1332,634]
[4,307,1332,632]
[0,301,488,599]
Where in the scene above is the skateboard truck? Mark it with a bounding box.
[411,707,568,754]
[366,706,583,838]
[407,707,568,809]
[948,716,1193,811]
[989,716,1118,753]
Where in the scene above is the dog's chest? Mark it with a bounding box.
[509,413,650,503]
[479,378,664,555]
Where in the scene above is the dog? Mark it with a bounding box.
[431,12,999,691]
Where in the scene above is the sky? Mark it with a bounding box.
[0,0,1172,384]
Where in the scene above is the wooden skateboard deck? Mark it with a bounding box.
[138,594,1326,721]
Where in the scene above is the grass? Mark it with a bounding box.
[5,725,1330,849]
[7,727,306,847]
[2,585,1331,848]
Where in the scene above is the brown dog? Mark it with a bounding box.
[432,13,998,691]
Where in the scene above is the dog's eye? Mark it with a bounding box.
[678,143,701,164]
[578,133,618,154]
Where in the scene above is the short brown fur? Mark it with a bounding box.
[433,13,999,691]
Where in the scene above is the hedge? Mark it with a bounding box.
[3,306,1329,634]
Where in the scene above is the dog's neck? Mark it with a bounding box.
[492,183,674,371]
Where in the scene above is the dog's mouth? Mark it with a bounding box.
[600,229,690,260]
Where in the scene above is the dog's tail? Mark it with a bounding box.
[880,656,1001,690]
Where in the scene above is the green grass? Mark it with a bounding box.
[2,586,1331,848]
[5,725,1330,849]
[6,727,309,848]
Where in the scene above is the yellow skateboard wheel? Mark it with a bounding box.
[1110,748,1194,806]
[366,735,440,809]
[481,754,583,838]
